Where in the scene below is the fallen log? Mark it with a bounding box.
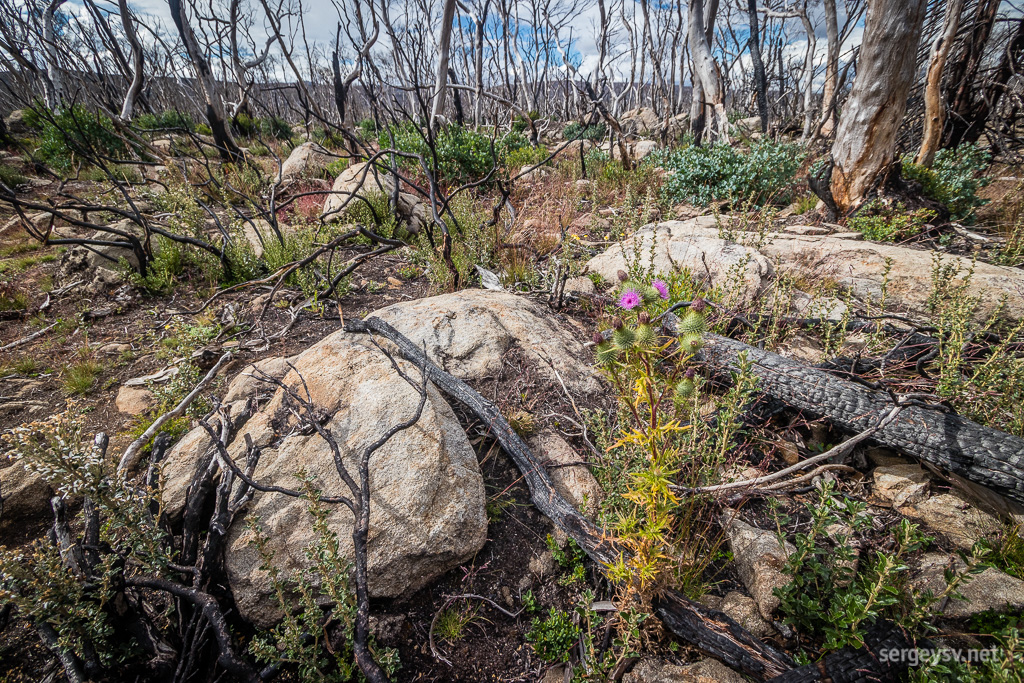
[344,317,794,681]
[685,322,1024,507]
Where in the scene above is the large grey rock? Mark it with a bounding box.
[4,109,29,135]
[279,141,331,182]
[161,334,487,627]
[368,290,604,398]
[624,657,746,683]
[620,107,661,136]
[912,552,1024,618]
[552,139,595,161]
[759,233,1024,322]
[631,140,658,162]
[322,161,425,234]
[585,217,774,302]
[723,515,795,620]
[0,458,53,538]
[588,219,1024,321]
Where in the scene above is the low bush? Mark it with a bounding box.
[771,481,990,654]
[233,113,293,141]
[659,139,805,207]
[378,122,531,185]
[134,110,195,132]
[563,121,606,141]
[0,161,27,188]
[902,143,991,222]
[34,105,129,172]
[847,202,935,242]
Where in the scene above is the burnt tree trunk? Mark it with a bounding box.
[829,0,928,213]
[746,0,769,133]
[941,0,1001,148]
[168,0,242,162]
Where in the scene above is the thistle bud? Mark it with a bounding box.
[617,270,629,282]
[612,317,624,330]
[684,367,696,380]
[592,332,604,346]
[638,311,651,325]
[691,297,707,313]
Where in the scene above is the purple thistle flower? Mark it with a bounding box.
[619,289,642,310]
[652,279,669,300]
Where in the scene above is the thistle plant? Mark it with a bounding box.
[594,282,716,607]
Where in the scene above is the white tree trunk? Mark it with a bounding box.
[687,0,729,143]
[830,0,928,213]
[818,0,839,136]
[916,0,965,167]
[43,0,67,110]
[429,0,458,128]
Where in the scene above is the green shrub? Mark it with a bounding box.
[134,110,195,132]
[356,118,377,139]
[902,143,991,222]
[526,608,580,663]
[34,105,129,172]
[660,139,805,207]
[232,113,292,141]
[503,144,549,170]
[847,202,935,242]
[378,122,529,185]
[772,481,989,655]
[563,122,606,141]
[63,360,102,395]
[0,161,27,188]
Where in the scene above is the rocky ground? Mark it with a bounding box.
[2,123,1024,682]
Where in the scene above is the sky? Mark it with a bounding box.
[65,0,871,87]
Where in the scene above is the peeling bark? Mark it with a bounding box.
[830,0,928,214]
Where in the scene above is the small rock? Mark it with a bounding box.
[912,552,1024,618]
[723,515,795,620]
[0,459,53,538]
[775,440,801,466]
[901,492,1002,550]
[831,232,863,240]
[719,591,776,638]
[873,464,931,508]
[784,225,830,236]
[528,431,602,518]
[529,551,557,579]
[542,664,569,683]
[97,342,131,356]
[563,276,595,296]
[386,276,402,288]
[866,447,910,467]
[625,657,746,683]
[115,386,156,415]
[780,331,822,364]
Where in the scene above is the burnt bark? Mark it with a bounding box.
[695,331,1024,506]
